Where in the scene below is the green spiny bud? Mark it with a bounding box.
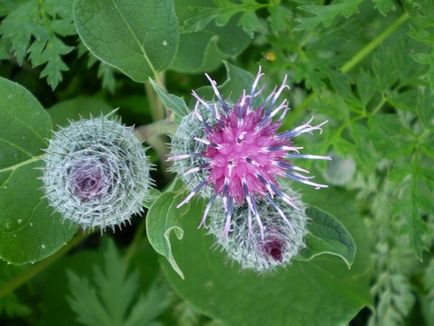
[208,185,308,273]
[42,116,152,231]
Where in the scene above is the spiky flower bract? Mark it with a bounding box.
[170,105,216,199]
[42,116,152,231]
[208,186,308,272]
[169,67,330,239]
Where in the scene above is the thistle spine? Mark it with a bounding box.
[42,116,152,231]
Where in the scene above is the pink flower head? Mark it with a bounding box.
[169,67,330,238]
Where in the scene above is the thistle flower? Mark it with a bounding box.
[208,186,308,272]
[42,116,152,231]
[169,67,330,238]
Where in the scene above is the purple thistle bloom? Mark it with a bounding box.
[170,67,330,238]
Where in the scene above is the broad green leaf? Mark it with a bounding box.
[146,190,187,279]
[194,63,263,105]
[219,62,256,101]
[161,189,371,326]
[142,188,162,210]
[298,206,356,268]
[74,0,179,82]
[48,96,112,128]
[170,32,224,73]
[0,78,77,264]
[171,0,250,73]
[148,79,190,123]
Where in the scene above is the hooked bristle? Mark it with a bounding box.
[208,185,308,272]
[42,117,152,230]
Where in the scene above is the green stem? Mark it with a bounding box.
[285,11,409,126]
[145,72,166,121]
[371,95,387,115]
[0,232,87,299]
[341,12,409,73]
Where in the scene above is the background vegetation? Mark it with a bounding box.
[0,0,433,325]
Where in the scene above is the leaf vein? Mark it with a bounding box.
[110,0,158,77]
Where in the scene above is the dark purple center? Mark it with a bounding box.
[262,238,285,262]
[70,163,105,201]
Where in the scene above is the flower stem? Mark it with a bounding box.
[145,72,166,121]
[0,232,87,299]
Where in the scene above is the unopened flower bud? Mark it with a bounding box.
[42,116,152,230]
[208,186,308,272]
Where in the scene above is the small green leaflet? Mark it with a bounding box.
[146,190,188,279]
[299,206,356,269]
[373,0,396,16]
[148,79,190,124]
[48,96,113,129]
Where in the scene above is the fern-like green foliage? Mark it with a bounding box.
[0,1,432,325]
[67,241,172,326]
[424,260,434,324]
[296,0,362,30]
[407,0,434,88]
[181,0,265,37]
[372,0,396,16]
[0,262,31,319]
[0,0,75,89]
[366,184,417,326]
[271,3,433,323]
[0,294,31,319]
